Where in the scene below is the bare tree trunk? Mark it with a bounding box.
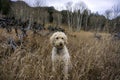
[76,12,82,31]
[85,15,89,30]
[67,11,71,30]
[76,13,80,31]
[58,14,61,27]
[79,14,83,31]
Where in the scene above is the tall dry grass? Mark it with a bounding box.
[0,29,120,80]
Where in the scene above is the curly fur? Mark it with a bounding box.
[50,31,72,79]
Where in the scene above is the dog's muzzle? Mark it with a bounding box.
[59,42,63,46]
[55,42,64,49]
[56,43,64,54]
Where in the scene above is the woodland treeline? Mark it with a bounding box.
[0,0,120,33]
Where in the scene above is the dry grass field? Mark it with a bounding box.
[0,29,120,80]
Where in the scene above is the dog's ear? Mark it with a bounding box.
[50,34,55,46]
[64,35,68,44]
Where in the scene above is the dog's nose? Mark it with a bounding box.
[60,43,63,46]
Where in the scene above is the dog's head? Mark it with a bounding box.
[50,32,68,49]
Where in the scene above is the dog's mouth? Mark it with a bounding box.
[56,45,63,49]
[56,43,64,49]
[57,47,63,50]
[56,46,63,54]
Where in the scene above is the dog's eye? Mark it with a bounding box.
[61,37,64,39]
[56,37,58,39]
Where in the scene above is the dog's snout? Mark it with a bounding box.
[60,43,63,46]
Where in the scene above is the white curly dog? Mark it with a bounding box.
[50,31,71,79]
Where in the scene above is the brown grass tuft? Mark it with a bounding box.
[0,30,120,80]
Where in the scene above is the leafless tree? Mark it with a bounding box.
[104,9,112,32]
[55,7,62,27]
[73,1,87,31]
[33,0,47,25]
[105,9,112,19]
[112,0,120,18]
[65,1,73,30]
[34,0,46,7]
[85,9,91,30]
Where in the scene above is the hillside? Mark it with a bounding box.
[14,1,120,33]
[10,1,61,25]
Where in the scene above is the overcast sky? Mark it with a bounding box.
[12,0,118,14]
